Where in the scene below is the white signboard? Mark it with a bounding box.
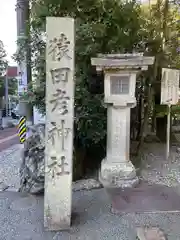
[17,63,28,95]
[44,17,75,230]
[161,68,180,160]
[161,68,180,105]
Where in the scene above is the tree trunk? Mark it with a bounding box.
[0,97,3,109]
[73,146,86,181]
[0,97,3,128]
[137,82,152,153]
[151,101,156,132]
[152,0,169,142]
[156,116,167,142]
[136,91,143,140]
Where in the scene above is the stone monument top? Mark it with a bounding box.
[91,53,155,71]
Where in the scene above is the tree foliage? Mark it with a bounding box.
[138,0,180,143]
[0,40,7,75]
[0,40,8,98]
[16,0,180,148]
[20,0,147,147]
[0,40,18,98]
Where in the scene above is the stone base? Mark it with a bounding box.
[99,159,139,188]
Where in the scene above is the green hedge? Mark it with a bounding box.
[155,104,180,117]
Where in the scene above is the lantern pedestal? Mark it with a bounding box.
[91,54,155,189]
[99,105,138,188]
[99,160,139,188]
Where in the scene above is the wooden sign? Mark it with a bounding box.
[161,68,180,160]
[161,68,180,105]
[44,17,75,230]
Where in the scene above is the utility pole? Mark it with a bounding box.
[5,71,8,117]
[16,0,33,125]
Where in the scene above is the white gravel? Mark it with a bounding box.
[1,141,180,193]
[0,144,102,192]
[0,144,22,190]
[140,143,180,188]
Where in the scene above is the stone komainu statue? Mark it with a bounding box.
[19,124,45,194]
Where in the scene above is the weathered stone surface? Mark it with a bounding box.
[176,147,180,153]
[136,227,166,240]
[0,182,9,191]
[73,179,102,192]
[99,159,139,188]
[19,124,45,194]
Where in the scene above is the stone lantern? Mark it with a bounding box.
[91,54,154,188]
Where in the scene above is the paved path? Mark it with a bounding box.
[0,133,180,239]
[1,189,180,239]
[0,127,19,152]
[108,181,180,213]
[0,144,22,191]
[0,127,17,139]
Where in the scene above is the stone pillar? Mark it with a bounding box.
[106,106,131,163]
[44,17,75,230]
[100,105,138,188]
[91,54,155,189]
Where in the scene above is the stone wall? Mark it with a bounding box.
[19,124,45,194]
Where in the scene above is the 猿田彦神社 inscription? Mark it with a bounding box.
[49,89,70,113]
[50,67,70,84]
[48,33,72,61]
[45,17,74,230]
[48,121,71,149]
[47,155,70,179]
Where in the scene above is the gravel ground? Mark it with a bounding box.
[140,143,180,188]
[1,142,180,238]
[0,144,102,192]
[1,141,180,191]
[0,144,22,191]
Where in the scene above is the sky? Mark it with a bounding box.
[0,0,17,65]
[0,0,151,66]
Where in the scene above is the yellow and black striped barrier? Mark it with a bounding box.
[18,116,26,143]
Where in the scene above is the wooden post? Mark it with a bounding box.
[166,103,171,160]
[44,17,75,231]
[161,68,180,159]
